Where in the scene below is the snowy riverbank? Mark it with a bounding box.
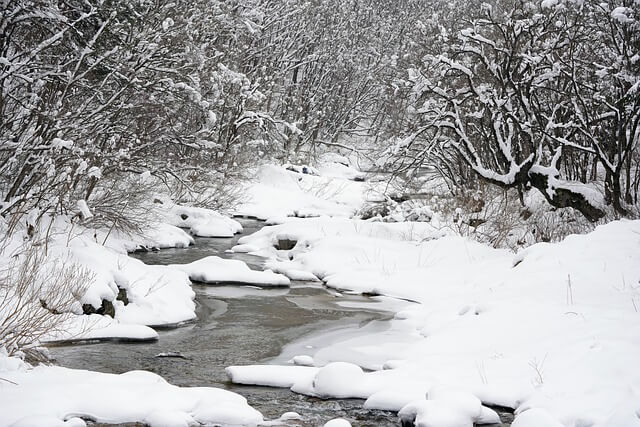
[2,160,639,426]
[228,215,640,427]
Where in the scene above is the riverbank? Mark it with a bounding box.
[226,216,640,427]
[1,161,639,426]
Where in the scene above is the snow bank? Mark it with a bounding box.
[41,314,158,344]
[235,164,372,220]
[0,217,196,345]
[226,365,318,388]
[58,236,196,328]
[101,223,194,253]
[165,204,242,237]
[171,256,290,286]
[0,355,263,427]
[232,216,449,284]
[227,219,640,427]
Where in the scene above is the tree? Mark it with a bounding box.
[0,0,277,230]
[393,0,639,221]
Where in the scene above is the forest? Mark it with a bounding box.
[2,0,638,232]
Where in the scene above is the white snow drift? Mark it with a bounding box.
[171,256,290,286]
[0,354,263,427]
[228,218,640,427]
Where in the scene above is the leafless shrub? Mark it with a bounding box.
[453,187,597,250]
[0,245,92,361]
[81,175,161,236]
[168,169,247,214]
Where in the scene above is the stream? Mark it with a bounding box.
[48,219,513,426]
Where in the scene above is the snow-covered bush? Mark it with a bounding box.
[0,0,276,235]
[358,199,433,223]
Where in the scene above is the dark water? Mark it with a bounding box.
[49,219,512,426]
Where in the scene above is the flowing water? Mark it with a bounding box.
[48,219,513,426]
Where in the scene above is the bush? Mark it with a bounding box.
[0,244,91,362]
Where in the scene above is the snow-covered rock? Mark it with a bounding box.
[171,256,290,286]
[323,418,352,427]
[165,204,242,237]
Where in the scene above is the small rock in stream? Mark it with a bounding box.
[155,352,189,359]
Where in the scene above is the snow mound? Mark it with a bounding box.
[166,204,242,237]
[235,164,369,220]
[42,314,158,344]
[225,365,318,388]
[0,357,263,427]
[309,362,368,399]
[323,418,352,427]
[103,223,194,253]
[59,236,196,328]
[511,408,564,427]
[171,256,290,286]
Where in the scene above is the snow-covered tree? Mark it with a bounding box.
[392,0,639,221]
[0,0,276,230]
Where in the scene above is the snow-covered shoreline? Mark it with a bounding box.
[2,161,639,426]
[226,215,640,427]
[0,355,264,427]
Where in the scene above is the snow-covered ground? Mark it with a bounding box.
[164,203,243,238]
[228,212,640,426]
[0,353,263,427]
[2,158,639,426]
[234,162,377,221]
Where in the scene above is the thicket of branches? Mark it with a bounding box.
[385,0,639,221]
[1,0,638,231]
[1,0,280,231]
[0,244,91,360]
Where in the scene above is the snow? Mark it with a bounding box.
[9,416,86,427]
[225,365,318,388]
[227,217,640,427]
[164,204,243,237]
[3,158,640,426]
[611,7,634,24]
[104,223,194,253]
[232,216,449,284]
[234,164,371,220]
[0,214,197,347]
[510,408,564,427]
[0,356,263,427]
[291,355,314,366]
[171,256,290,286]
[323,418,352,427]
[58,236,197,327]
[528,164,605,209]
[42,315,158,344]
[76,200,93,219]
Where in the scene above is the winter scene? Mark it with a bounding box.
[1,0,639,426]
